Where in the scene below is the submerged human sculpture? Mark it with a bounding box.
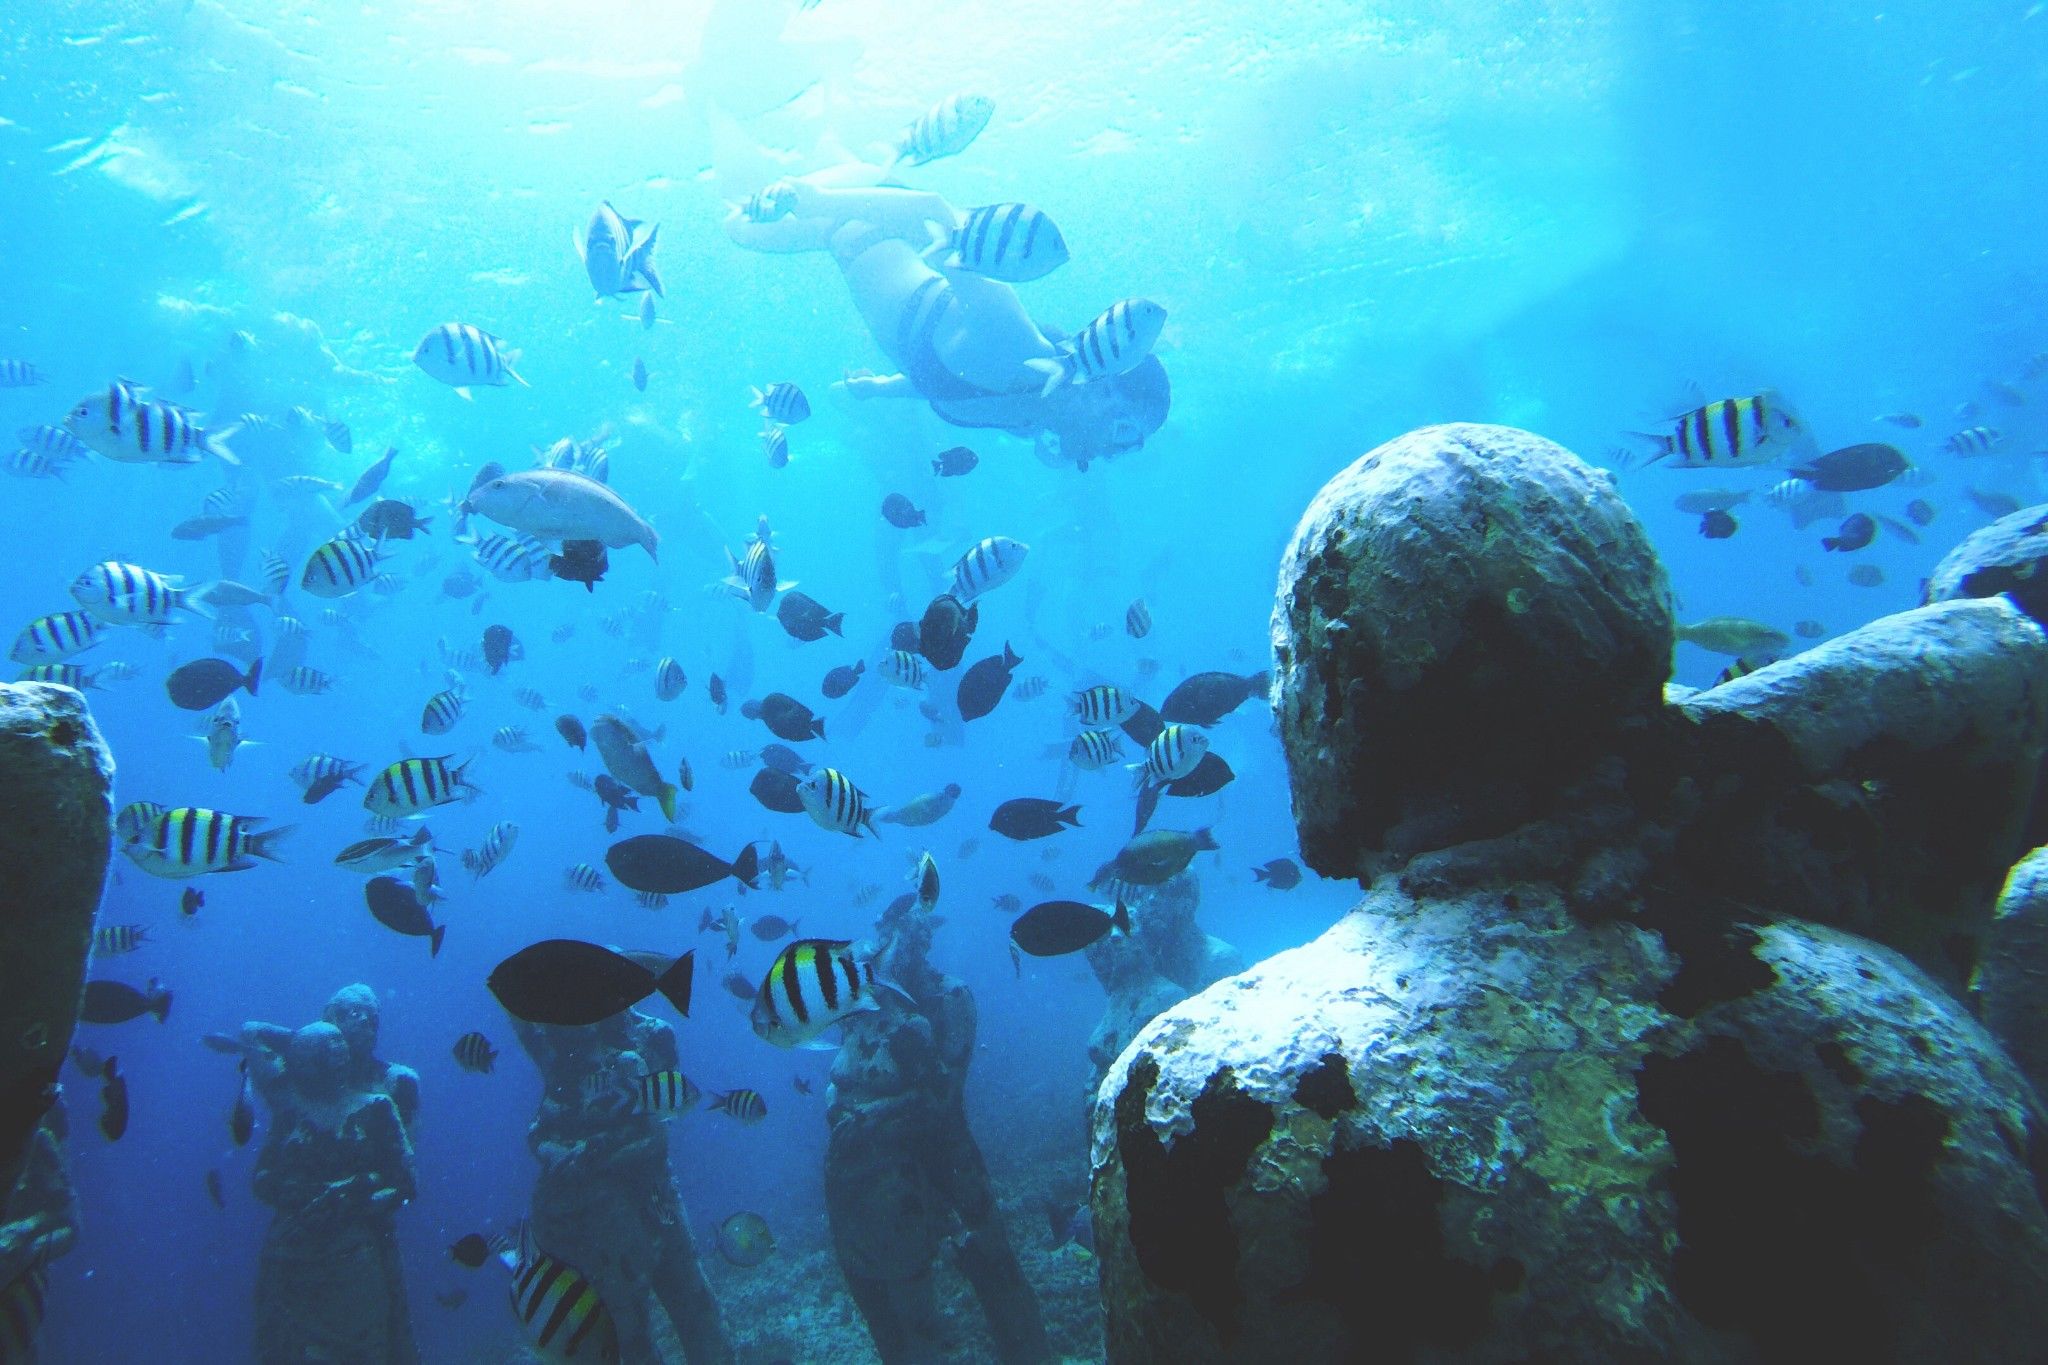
[510,1007,735,1364]
[248,1019,418,1364]
[826,896,1050,1364]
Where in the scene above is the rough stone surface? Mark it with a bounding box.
[1091,883,2048,1363]
[1924,502,2048,623]
[1270,423,1672,879]
[1673,597,2048,987]
[1979,846,2048,1100]
[1084,875,1244,1095]
[0,684,113,1204]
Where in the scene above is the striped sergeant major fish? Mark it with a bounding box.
[69,560,209,625]
[633,1069,701,1115]
[653,658,686,702]
[464,821,519,879]
[1633,390,1816,470]
[1070,684,1142,729]
[797,767,878,839]
[709,1088,768,1123]
[752,938,905,1048]
[929,202,1070,284]
[421,685,468,735]
[0,1253,48,1362]
[492,1224,621,1363]
[4,448,67,480]
[64,379,241,465]
[116,800,166,845]
[880,650,926,690]
[1945,425,2006,457]
[0,358,47,387]
[280,666,336,696]
[565,862,605,893]
[760,426,789,469]
[1030,298,1168,397]
[10,609,104,663]
[750,382,810,425]
[950,536,1029,602]
[1132,723,1211,790]
[891,92,995,167]
[469,530,555,583]
[453,1031,498,1073]
[17,663,101,689]
[722,539,793,613]
[1125,598,1152,639]
[492,725,541,754]
[363,756,481,818]
[300,535,386,599]
[412,323,529,396]
[1067,729,1124,771]
[122,806,294,878]
[94,923,149,954]
[18,424,94,464]
[289,754,364,793]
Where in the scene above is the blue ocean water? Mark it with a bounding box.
[3,1,2046,1360]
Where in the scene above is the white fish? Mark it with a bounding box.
[950,536,1029,601]
[203,697,255,772]
[929,203,1069,283]
[461,466,658,560]
[1131,723,1209,789]
[574,201,663,299]
[893,93,994,166]
[413,324,527,395]
[880,650,926,689]
[64,380,240,466]
[70,561,206,625]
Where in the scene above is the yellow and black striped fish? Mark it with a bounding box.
[0,1253,49,1362]
[421,685,467,735]
[364,756,480,818]
[1070,684,1140,729]
[93,924,149,955]
[493,1226,619,1362]
[565,863,605,893]
[796,768,877,839]
[453,1031,497,1073]
[710,1088,769,1123]
[300,534,384,599]
[634,1070,701,1115]
[750,939,886,1048]
[122,807,292,879]
[1640,390,1812,469]
[10,609,103,664]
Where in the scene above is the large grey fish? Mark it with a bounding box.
[462,465,658,560]
[574,201,663,299]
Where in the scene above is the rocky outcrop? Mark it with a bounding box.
[0,684,113,1205]
[1091,424,2048,1363]
[1979,847,2048,1099]
[1924,502,2048,623]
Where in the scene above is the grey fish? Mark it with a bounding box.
[591,715,679,821]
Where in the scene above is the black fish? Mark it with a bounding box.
[1133,782,1162,837]
[482,624,521,674]
[1011,899,1129,957]
[206,1168,225,1209]
[990,799,1081,841]
[80,978,171,1024]
[98,1055,128,1141]
[1253,858,1302,890]
[957,643,1021,723]
[821,661,865,700]
[917,594,978,670]
[1120,700,1165,749]
[550,539,608,591]
[722,970,755,1001]
[1699,509,1737,540]
[593,775,640,833]
[365,876,447,956]
[776,592,843,643]
[357,499,432,540]
[881,493,926,528]
[932,445,979,477]
[755,693,824,742]
[1905,498,1936,528]
[180,886,203,917]
[488,939,695,1026]
[760,744,812,776]
[1789,442,1908,493]
[556,715,587,750]
[1822,513,1876,553]
[890,621,921,653]
[449,1233,491,1269]
[708,674,727,714]
[750,768,804,814]
[345,446,398,506]
[1166,753,1235,798]
[607,834,761,895]
[1160,671,1269,726]
[165,657,261,711]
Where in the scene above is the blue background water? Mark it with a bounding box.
[3,1,2047,1359]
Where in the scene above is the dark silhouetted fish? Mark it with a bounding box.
[957,644,1021,723]
[1011,899,1129,957]
[165,657,261,711]
[488,939,694,1026]
[1160,671,1269,726]
[365,876,447,956]
[990,799,1081,841]
[606,834,760,895]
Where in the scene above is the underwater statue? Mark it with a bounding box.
[1088,424,2048,1362]
[510,1007,736,1364]
[825,895,1051,1365]
[248,1019,419,1365]
[1082,872,1242,1100]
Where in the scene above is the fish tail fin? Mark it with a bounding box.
[244,657,262,697]
[825,613,844,636]
[1059,804,1082,827]
[749,386,768,416]
[430,923,446,957]
[247,824,296,863]
[1193,826,1219,851]
[1252,866,1269,883]
[1004,643,1021,669]
[150,983,173,1022]
[731,843,761,890]
[655,949,694,1017]
[657,783,678,822]
[453,387,474,402]
[503,352,529,387]
[204,423,243,466]
[1112,899,1131,936]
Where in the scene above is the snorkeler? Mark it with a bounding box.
[724,172,1170,473]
